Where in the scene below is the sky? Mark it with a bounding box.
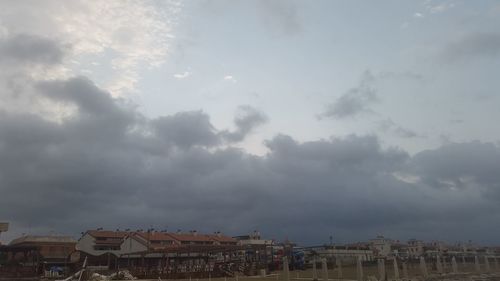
[1,0,500,246]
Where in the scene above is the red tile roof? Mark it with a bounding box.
[167,233,215,242]
[207,234,238,243]
[10,235,76,245]
[84,230,237,246]
[135,232,175,242]
[87,230,128,239]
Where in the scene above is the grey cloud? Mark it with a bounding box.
[409,141,500,193]
[0,34,64,65]
[378,118,419,138]
[441,32,500,63]
[38,77,123,116]
[221,105,268,142]
[257,0,301,36]
[152,111,220,149]
[378,71,424,82]
[36,77,137,143]
[321,71,378,119]
[152,105,267,150]
[2,75,500,244]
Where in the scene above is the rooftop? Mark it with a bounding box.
[10,235,76,245]
[87,230,129,239]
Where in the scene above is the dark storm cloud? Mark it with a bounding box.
[0,34,64,65]
[409,141,500,193]
[36,77,138,145]
[151,105,267,149]
[321,71,378,119]
[153,111,220,149]
[221,105,268,142]
[38,77,123,116]
[441,32,500,62]
[1,74,500,243]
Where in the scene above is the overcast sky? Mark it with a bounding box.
[1,0,500,246]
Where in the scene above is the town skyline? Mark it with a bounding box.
[1,225,498,248]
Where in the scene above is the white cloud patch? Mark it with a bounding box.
[173,71,191,79]
[223,75,237,83]
[0,0,183,95]
[428,3,455,14]
[424,0,456,14]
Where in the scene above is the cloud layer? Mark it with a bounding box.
[1,67,500,244]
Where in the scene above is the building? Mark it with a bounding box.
[423,240,448,257]
[76,230,131,257]
[77,229,239,257]
[0,244,39,278]
[166,231,218,246]
[207,232,239,246]
[9,235,77,262]
[407,239,424,258]
[8,235,77,273]
[75,229,267,278]
[369,235,393,257]
[389,241,409,259]
[233,231,273,246]
[306,244,374,264]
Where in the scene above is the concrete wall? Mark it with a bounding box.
[76,233,98,255]
[120,237,147,255]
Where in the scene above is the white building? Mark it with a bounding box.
[315,245,374,263]
[76,230,146,257]
[369,235,393,257]
[77,230,238,257]
[301,243,373,266]
[406,239,424,258]
[233,231,273,246]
